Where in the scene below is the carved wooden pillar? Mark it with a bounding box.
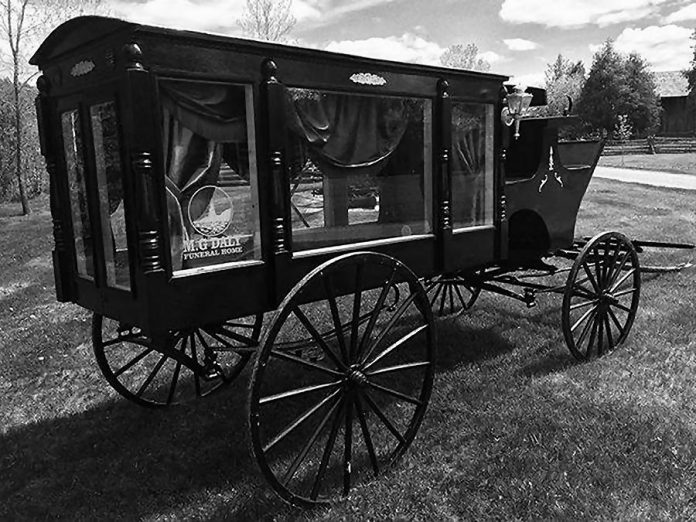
[497,84,510,260]
[122,43,164,276]
[261,58,293,300]
[437,78,452,270]
[36,75,72,301]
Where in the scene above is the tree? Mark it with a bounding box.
[237,0,296,42]
[543,54,586,116]
[0,0,106,214]
[576,40,660,137]
[685,30,696,128]
[440,43,491,72]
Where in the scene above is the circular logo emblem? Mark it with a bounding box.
[188,185,233,237]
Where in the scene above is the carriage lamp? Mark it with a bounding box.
[501,85,533,140]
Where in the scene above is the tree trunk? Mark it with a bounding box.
[13,54,31,215]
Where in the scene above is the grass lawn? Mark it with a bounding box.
[2,180,696,520]
[599,153,696,176]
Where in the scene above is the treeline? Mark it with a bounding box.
[0,79,45,203]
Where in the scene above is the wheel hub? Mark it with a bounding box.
[347,366,368,387]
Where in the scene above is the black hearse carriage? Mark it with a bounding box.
[31,16,637,506]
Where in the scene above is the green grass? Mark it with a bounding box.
[1,180,696,520]
[599,153,696,176]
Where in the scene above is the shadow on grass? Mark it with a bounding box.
[0,317,529,520]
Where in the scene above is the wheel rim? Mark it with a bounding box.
[562,232,641,360]
[249,252,435,507]
[93,314,261,408]
[426,273,480,317]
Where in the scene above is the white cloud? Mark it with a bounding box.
[614,24,692,71]
[509,72,545,88]
[326,33,445,65]
[665,3,696,23]
[504,38,539,51]
[110,0,246,33]
[478,51,506,64]
[500,0,670,28]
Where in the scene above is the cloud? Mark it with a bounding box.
[504,38,539,51]
[509,72,545,88]
[108,0,394,34]
[500,0,670,28]
[614,24,692,71]
[665,3,696,23]
[326,33,445,65]
[478,51,506,64]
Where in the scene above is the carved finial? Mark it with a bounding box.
[122,43,144,71]
[36,75,50,95]
[438,79,449,97]
[262,59,278,82]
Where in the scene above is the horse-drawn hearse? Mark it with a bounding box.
[31,16,691,507]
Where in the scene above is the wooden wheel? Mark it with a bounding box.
[249,252,435,507]
[426,273,481,317]
[562,231,640,360]
[93,314,262,408]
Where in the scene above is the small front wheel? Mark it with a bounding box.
[562,231,640,360]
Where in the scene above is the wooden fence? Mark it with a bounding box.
[603,137,696,156]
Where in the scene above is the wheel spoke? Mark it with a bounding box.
[270,350,344,377]
[438,284,447,316]
[349,263,364,362]
[361,391,406,444]
[610,268,637,293]
[366,361,431,377]
[113,347,154,377]
[135,353,168,397]
[167,334,185,404]
[607,307,626,336]
[366,381,423,406]
[263,388,343,453]
[354,393,379,477]
[260,380,343,405]
[603,242,623,287]
[343,395,354,495]
[448,284,455,314]
[606,250,631,289]
[310,398,345,500]
[282,396,343,486]
[582,262,600,293]
[292,306,347,371]
[596,310,605,357]
[575,308,597,350]
[359,291,419,366]
[363,324,429,371]
[190,334,201,396]
[611,287,638,299]
[103,332,143,347]
[322,272,349,363]
[571,304,599,333]
[604,313,614,352]
[569,298,599,311]
[586,311,599,357]
[429,282,444,307]
[453,283,468,310]
[357,266,398,361]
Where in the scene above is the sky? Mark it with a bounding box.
[102,0,696,87]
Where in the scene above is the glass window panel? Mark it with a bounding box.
[61,110,94,280]
[451,102,495,230]
[91,101,130,290]
[286,88,433,251]
[159,81,260,275]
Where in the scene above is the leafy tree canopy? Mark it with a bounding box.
[577,40,661,137]
[440,43,491,72]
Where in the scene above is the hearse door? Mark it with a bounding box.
[441,97,499,273]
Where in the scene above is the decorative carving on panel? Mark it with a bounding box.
[349,72,386,86]
[70,60,95,77]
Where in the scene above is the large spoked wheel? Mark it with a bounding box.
[249,252,435,507]
[562,231,641,360]
[425,272,481,317]
[93,314,262,408]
